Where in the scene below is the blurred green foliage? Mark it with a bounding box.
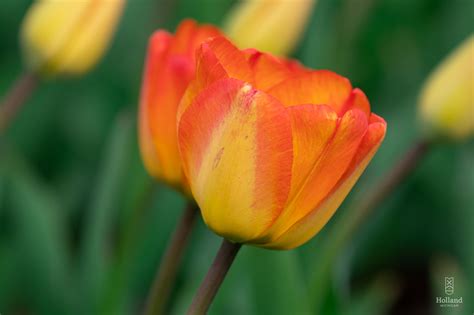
[0,0,472,314]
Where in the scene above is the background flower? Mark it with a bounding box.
[21,0,126,77]
[224,0,316,56]
[418,35,474,140]
[139,19,221,191]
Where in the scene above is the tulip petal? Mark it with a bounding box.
[139,31,196,185]
[245,50,307,91]
[139,22,222,189]
[203,37,254,81]
[170,19,198,54]
[267,70,353,113]
[265,117,386,249]
[170,19,222,57]
[178,36,253,120]
[341,88,371,117]
[255,109,368,244]
[178,78,293,242]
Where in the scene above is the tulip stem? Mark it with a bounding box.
[0,71,39,133]
[187,239,242,315]
[309,138,432,309]
[144,202,198,315]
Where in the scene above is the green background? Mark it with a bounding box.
[0,0,473,314]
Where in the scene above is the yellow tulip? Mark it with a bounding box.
[224,0,316,56]
[419,35,474,139]
[21,0,125,77]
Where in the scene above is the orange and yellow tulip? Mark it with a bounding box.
[21,0,126,77]
[177,37,386,249]
[139,20,221,191]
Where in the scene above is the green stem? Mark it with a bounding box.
[119,180,156,258]
[310,139,431,309]
[344,139,431,239]
[187,239,242,315]
[144,202,198,315]
[0,71,39,133]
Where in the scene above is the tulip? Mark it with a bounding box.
[21,0,126,77]
[224,0,316,56]
[419,35,474,140]
[139,20,221,190]
[177,37,386,249]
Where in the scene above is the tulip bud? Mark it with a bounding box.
[419,35,474,140]
[177,37,386,249]
[224,0,316,56]
[21,0,125,77]
[139,20,221,191]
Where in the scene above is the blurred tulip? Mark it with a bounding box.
[139,20,221,191]
[419,35,474,140]
[224,0,316,56]
[21,0,125,77]
[177,37,386,249]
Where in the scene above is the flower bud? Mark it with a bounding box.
[21,0,125,77]
[224,0,316,56]
[419,35,474,140]
[139,20,221,191]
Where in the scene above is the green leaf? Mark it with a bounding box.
[79,110,135,313]
[0,151,72,314]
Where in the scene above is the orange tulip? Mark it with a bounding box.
[139,20,221,191]
[177,37,386,249]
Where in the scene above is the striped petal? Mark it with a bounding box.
[139,31,194,184]
[245,49,307,91]
[170,19,221,56]
[341,88,371,117]
[202,37,254,82]
[265,116,386,249]
[178,36,253,120]
[139,31,172,178]
[178,78,293,242]
[139,22,221,188]
[267,70,353,114]
[256,109,369,244]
